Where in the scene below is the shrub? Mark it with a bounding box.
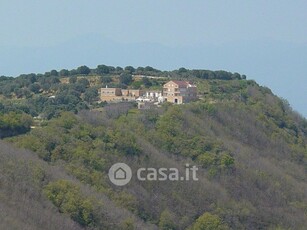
[44,180,95,227]
[191,212,228,230]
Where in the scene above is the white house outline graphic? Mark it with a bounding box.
[114,167,127,180]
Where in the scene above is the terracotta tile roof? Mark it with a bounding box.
[172,80,190,87]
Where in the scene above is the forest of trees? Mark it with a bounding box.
[0,66,306,229]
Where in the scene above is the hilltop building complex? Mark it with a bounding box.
[100,80,197,105]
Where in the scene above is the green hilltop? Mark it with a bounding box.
[0,65,306,229]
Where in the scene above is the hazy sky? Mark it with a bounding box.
[0,0,306,116]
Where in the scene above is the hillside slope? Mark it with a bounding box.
[0,141,83,230]
[0,67,306,229]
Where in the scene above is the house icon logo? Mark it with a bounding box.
[108,163,132,186]
[114,167,127,180]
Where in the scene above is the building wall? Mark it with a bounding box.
[184,86,197,102]
[101,88,122,96]
[100,88,144,102]
[121,89,144,97]
[101,88,121,101]
[164,95,183,104]
[132,89,144,97]
[146,91,162,98]
[100,95,121,102]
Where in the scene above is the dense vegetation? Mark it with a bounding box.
[0,65,244,119]
[0,65,306,229]
[0,111,32,138]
